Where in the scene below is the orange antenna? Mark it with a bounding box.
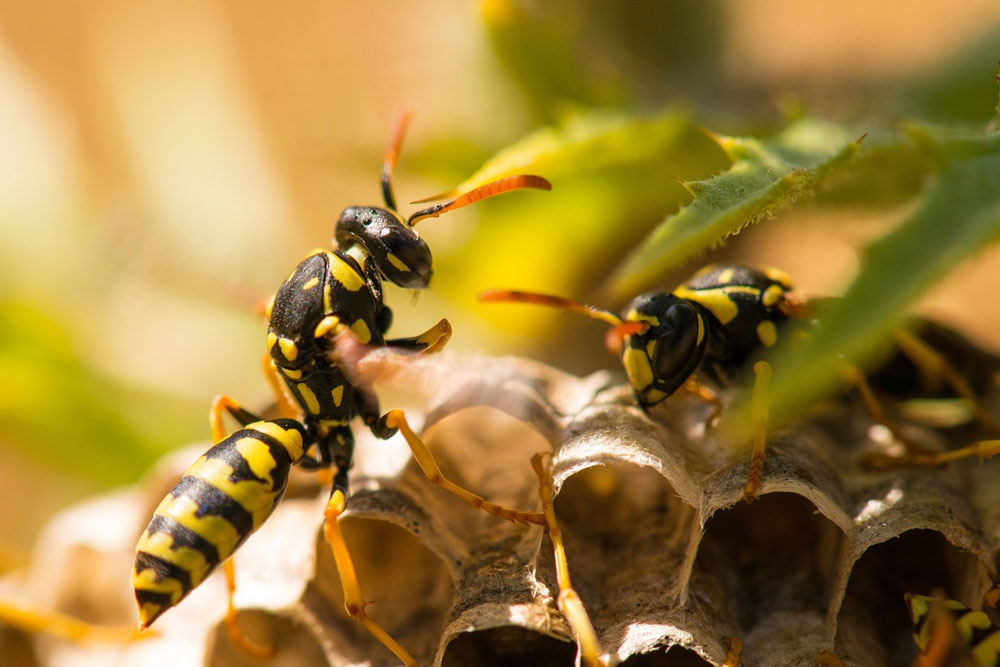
[381,108,414,211]
[479,289,622,327]
[408,175,551,225]
[604,320,651,356]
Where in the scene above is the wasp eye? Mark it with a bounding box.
[649,301,705,391]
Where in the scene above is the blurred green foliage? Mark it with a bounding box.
[0,301,202,487]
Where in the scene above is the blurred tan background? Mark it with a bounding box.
[1,0,999,558]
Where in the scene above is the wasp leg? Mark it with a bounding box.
[721,637,743,667]
[681,376,723,424]
[743,361,772,503]
[262,355,302,420]
[530,454,604,667]
[323,487,419,667]
[910,598,966,667]
[208,395,264,444]
[381,410,546,526]
[814,650,846,666]
[837,363,1000,468]
[0,601,150,643]
[838,363,915,447]
[221,560,273,659]
[892,328,1000,434]
[207,396,276,658]
[861,439,1000,469]
[385,318,452,354]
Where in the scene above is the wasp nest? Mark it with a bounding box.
[3,329,1000,667]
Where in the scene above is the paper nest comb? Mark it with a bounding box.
[4,331,1000,667]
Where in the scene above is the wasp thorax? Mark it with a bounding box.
[335,206,432,289]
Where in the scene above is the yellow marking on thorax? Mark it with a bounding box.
[761,284,786,307]
[350,319,372,344]
[314,315,343,339]
[623,347,654,389]
[318,419,349,435]
[281,367,302,380]
[267,332,277,352]
[756,320,778,347]
[763,266,793,289]
[184,457,282,529]
[134,530,213,588]
[675,286,757,325]
[246,420,305,464]
[302,276,320,291]
[151,494,242,561]
[386,252,411,272]
[278,337,299,362]
[331,385,344,407]
[717,268,735,284]
[329,252,366,292]
[296,382,322,415]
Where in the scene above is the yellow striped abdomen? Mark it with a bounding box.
[132,419,306,627]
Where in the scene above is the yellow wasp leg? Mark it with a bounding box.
[721,637,743,667]
[862,440,1000,469]
[911,600,962,667]
[0,601,150,643]
[681,376,723,424]
[838,360,1000,468]
[838,362,912,446]
[892,329,1000,433]
[382,410,546,526]
[530,454,605,667]
[222,559,273,659]
[323,490,418,667]
[815,650,847,666]
[386,318,453,354]
[262,355,302,420]
[743,361,772,503]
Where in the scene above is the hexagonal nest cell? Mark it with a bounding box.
[4,337,1000,667]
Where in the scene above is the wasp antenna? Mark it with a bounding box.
[407,175,551,225]
[410,187,459,204]
[479,289,622,327]
[604,320,651,356]
[381,107,414,211]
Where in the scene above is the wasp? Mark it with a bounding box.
[907,593,1000,666]
[131,111,551,665]
[482,264,1000,502]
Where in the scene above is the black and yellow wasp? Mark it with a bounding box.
[131,111,551,665]
[482,264,1000,502]
[907,593,1000,666]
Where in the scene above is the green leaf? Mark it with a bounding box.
[722,125,1000,444]
[444,107,696,194]
[607,118,865,300]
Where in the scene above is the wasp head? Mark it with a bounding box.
[620,293,708,408]
[335,206,432,289]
